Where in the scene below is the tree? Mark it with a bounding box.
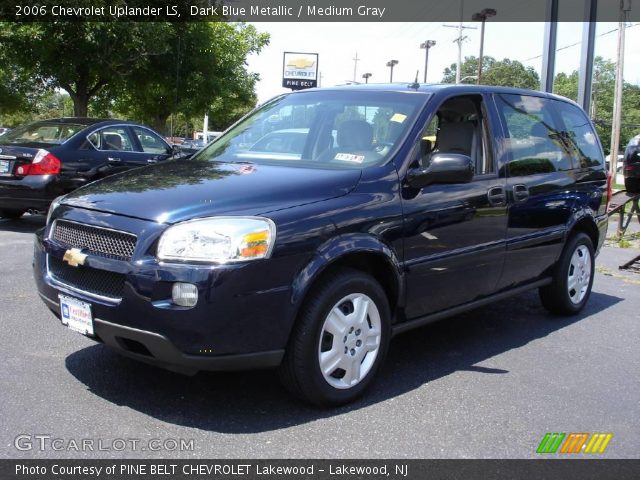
[442,56,539,90]
[0,40,40,115]
[1,22,170,117]
[108,23,269,133]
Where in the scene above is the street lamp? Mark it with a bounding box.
[471,8,497,84]
[362,73,372,84]
[419,40,436,83]
[386,60,399,83]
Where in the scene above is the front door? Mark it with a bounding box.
[401,94,508,319]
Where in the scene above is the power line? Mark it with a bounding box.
[523,23,640,63]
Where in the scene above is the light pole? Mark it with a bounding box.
[362,73,372,84]
[419,40,436,83]
[386,60,398,83]
[472,8,497,84]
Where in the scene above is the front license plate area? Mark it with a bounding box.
[59,295,94,336]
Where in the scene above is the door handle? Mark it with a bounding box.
[487,186,506,206]
[107,157,121,162]
[512,184,530,202]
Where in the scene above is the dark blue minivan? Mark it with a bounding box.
[34,84,609,406]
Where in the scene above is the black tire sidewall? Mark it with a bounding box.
[0,209,25,219]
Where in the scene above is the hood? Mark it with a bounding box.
[61,159,361,223]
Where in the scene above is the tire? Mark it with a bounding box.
[0,209,25,219]
[539,233,595,316]
[624,177,640,193]
[278,268,391,407]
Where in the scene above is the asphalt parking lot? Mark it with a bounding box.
[1,215,639,459]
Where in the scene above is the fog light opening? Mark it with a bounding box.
[172,282,198,307]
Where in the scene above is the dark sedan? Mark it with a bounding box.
[0,118,180,219]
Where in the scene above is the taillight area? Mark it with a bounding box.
[16,149,61,176]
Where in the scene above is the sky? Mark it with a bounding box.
[246,21,640,103]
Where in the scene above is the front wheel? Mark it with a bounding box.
[539,233,595,315]
[279,268,391,407]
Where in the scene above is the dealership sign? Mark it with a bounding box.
[282,52,319,90]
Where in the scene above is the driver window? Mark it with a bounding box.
[418,95,493,176]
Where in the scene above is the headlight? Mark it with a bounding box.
[157,217,276,263]
[46,196,64,225]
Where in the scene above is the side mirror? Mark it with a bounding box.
[171,144,181,156]
[406,153,474,189]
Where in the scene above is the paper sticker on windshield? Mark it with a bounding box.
[334,153,365,163]
[390,113,407,123]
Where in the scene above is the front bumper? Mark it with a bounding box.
[39,293,283,375]
[33,208,299,374]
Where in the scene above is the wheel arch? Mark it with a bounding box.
[569,215,600,250]
[290,234,404,330]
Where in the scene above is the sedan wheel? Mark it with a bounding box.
[0,209,25,219]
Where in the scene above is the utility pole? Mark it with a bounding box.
[471,8,496,84]
[609,0,630,179]
[362,73,372,84]
[352,52,360,83]
[420,40,436,83]
[386,60,399,83]
[444,0,476,84]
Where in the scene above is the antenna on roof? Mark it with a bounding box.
[408,71,420,90]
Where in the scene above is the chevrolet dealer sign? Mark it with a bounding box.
[282,52,319,90]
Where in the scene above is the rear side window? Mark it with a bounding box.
[496,94,573,176]
[87,127,135,152]
[554,100,604,168]
[133,127,169,154]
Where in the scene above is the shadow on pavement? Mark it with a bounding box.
[65,289,622,433]
[0,214,46,233]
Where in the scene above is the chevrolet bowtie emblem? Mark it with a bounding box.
[286,58,315,69]
[62,248,87,267]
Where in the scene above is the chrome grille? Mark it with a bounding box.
[48,256,125,300]
[52,220,137,261]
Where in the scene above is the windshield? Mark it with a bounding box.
[193,90,429,169]
[0,122,85,145]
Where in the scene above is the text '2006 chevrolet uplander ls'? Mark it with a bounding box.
[34,84,609,406]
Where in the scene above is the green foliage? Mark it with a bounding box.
[1,22,169,117]
[0,91,73,128]
[0,20,269,134]
[442,56,539,90]
[107,22,269,134]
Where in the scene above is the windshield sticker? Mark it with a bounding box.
[390,113,407,123]
[335,153,365,163]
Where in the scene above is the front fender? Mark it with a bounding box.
[290,233,405,317]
